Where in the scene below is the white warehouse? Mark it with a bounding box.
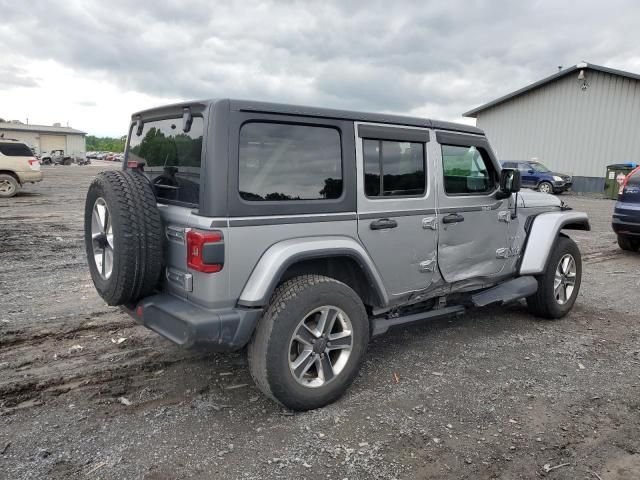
[464,62,640,192]
[0,121,86,158]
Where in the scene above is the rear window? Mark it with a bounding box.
[628,168,640,186]
[239,122,342,201]
[128,117,204,206]
[0,142,33,157]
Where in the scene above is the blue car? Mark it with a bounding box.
[501,160,572,194]
[612,166,640,251]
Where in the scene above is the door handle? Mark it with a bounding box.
[369,218,398,230]
[442,213,465,224]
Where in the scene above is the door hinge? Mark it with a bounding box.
[496,244,521,259]
[419,258,437,272]
[498,210,512,223]
[422,217,438,230]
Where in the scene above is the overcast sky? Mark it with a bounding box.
[1,0,639,137]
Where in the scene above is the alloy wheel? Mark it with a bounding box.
[0,179,16,196]
[539,183,552,194]
[288,306,353,388]
[91,197,114,279]
[554,253,576,305]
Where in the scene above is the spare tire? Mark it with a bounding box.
[84,170,163,306]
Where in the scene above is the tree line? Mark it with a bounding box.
[86,135,127,153]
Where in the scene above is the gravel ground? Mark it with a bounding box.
[1,165,639,480]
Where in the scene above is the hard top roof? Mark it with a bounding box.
[133,99,484,135]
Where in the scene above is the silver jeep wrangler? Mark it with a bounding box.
[84,99,589,410]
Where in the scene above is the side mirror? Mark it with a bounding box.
[497,168,521,199]
[528,169,534,174]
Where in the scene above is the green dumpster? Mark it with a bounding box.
[605,163,638,199]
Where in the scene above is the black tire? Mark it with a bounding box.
[617,235,640,252]
[527,235,582,319]
[0,174,20,198]
[538,181,553,194]
[84,170,163,306]
[248,275,369,411]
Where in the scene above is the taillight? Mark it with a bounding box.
[621,166,640,193]
[28,158,40,171]
[186,229,224,273]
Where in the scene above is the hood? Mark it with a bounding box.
[516,189,562,208]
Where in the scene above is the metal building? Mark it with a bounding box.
[0,121,86,158]
[464,62,640,192]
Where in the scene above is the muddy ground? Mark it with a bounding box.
[0,164,639,480]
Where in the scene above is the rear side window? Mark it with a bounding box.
[363,140,425,197]
[441,144,496,195]
[239,122,342,201]
[128,117,203,206]
[0,142,33,157]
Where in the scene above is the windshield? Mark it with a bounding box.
[127,117,204,206]
[529,162,551,173]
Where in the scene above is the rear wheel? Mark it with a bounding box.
[0,174,20,198]
[527,236,582,319]
[538,181,553,194]
[618,235,640,252]
[248,275,369,410]
[84,170,163,306]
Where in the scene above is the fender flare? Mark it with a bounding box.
[237,236,389,308]
[519,211,590,275]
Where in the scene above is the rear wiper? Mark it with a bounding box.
[154,184,180,190]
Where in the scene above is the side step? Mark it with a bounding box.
[371,305,465,337]
[471,276,538,307]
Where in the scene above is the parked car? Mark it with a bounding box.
[41,149,75,166]
[84,99,589,410]
[0,138,43,197]
[612,166,640,251]
[501,160,572,194]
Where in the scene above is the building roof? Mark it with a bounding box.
[463,62,640,118]
[133,98,485,135]
[0,121,86,136]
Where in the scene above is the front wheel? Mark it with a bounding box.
[248,275,369,410]
[538,181,553,194]
[527,236,582,319]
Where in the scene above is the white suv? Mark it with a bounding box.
[0,139,43,197]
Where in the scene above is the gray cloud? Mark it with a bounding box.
[0,65,39,89]
[1,0,639,122]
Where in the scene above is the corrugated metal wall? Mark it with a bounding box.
[65,134,86,157]
[0,131,39,152]
[476,70,640,184]
[0,130,85,157]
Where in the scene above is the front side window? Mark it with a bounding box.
[239,122,342,201]
[441,144,496,195]
[128,117,204,206]
[363,140,425,197]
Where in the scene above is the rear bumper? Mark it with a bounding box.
[122,294,262,351]
[612,218,640,236]
[16,171,43,183]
